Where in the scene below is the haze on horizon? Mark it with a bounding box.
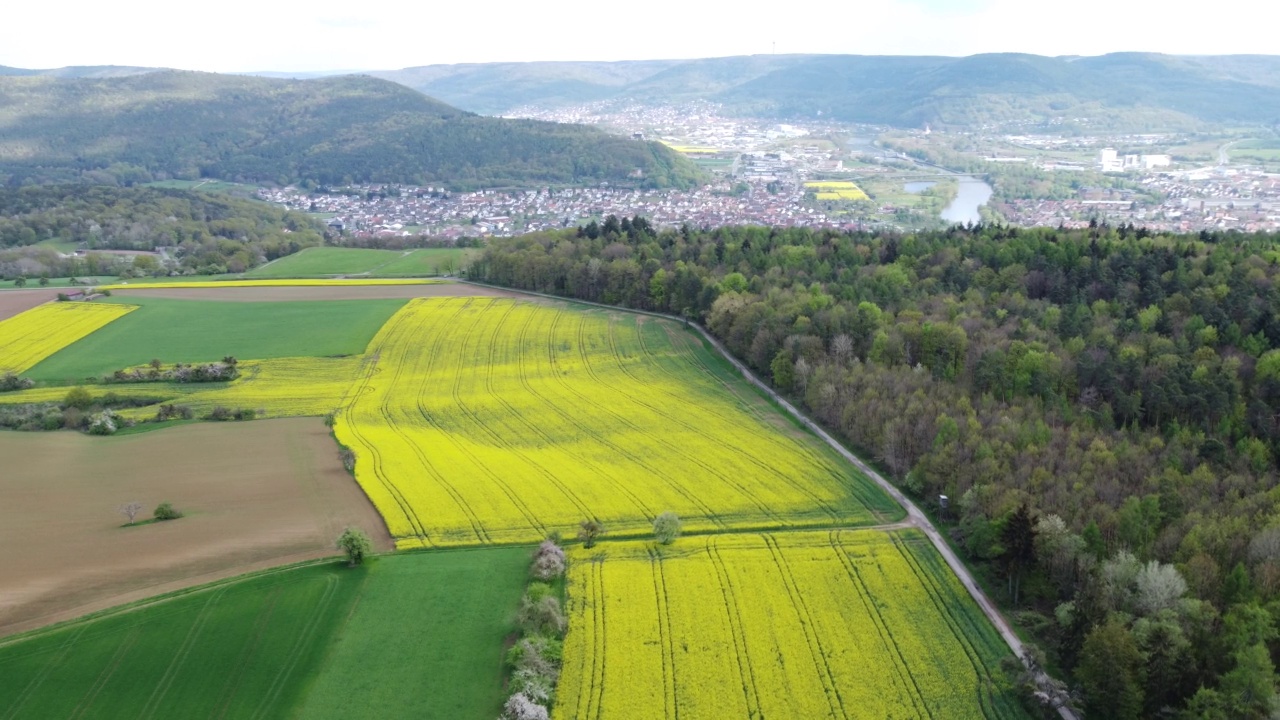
[4,0,1275,74]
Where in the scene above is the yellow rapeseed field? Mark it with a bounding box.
[95,278,438,290]
[805,181,870,202]
[555,530,1027,719]
[0,303,136,374]
[111,356,366,421]
[334,297,898,548]
[0,356,364,422]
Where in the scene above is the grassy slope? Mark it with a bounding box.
[0,548,529,720]
[27,296,406,381]
[372,249,477,276]
[246,248,405,278]
[299,548,530,720]
[246,247,477,278]
[0,562,366,719]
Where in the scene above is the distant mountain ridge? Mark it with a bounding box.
[8,53,1279,131]
[0,64,158,79]
[0,71,702,189]
[374,53,1280,129]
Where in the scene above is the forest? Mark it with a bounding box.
[477,218,1280,719]
[0,185,325,277]
[0,72,703,190]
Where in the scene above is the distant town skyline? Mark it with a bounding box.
[3,0,1274,73]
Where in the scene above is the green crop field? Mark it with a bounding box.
[0,562,364,719]
[246,247,477,279]
[372,248,476,276]
[26,296,408,381]
[0,548,530,720]
[299,548,531,720]
[246,248,406,278]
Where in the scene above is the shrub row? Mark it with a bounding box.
[0,373,35,392]
[500,540,568,720]
[107,358,239,384]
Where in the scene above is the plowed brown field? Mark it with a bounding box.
[0,418,391,637]
[0,289,58,321]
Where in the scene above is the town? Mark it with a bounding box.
[253,100,1280,239]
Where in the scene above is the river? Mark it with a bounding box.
[940,176,993,225]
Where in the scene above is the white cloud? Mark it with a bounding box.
[2,0,1274,72]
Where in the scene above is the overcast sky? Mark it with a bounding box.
[3,0,1274,72]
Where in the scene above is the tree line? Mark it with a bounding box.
[477,218,1280,718]
[0,185,325,277]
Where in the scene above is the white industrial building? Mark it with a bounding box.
[1099,148,1173,172]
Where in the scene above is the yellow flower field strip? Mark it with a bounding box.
[816,191,870,201]
[0,383,191,407]
[804,181,863,189]
[96,278,440,290]
[0,356,364,424]
[113,356,366,420]
[553,530,1026,720]
[334,297,889,548]
[0,303,137,375]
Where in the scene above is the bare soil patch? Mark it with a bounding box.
[0,290,59,321]
[110,282,519,302]
[0,418,392,637]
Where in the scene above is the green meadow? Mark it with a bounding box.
[26,296,407,381]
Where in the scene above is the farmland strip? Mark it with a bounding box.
[137,588,228,720]
[890,533,1013,719]
[211,584,285,720]
[602,318,844,520]
[581,315,790,523]
[430,299,547,537]
[250,574,340,720]
[826,531,932,719]
[762,534,848,720]
[449,299,597,525]
[64,625,140,720]
[509,303,659,520]
[648,549,679,720]
[705,538,764,717]
[2,624,90,720]
[541,309,725,527]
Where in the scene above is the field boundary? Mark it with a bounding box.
[0,556,341,648]
[456,279,1075,719]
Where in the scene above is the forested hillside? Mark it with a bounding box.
[384,53,1280,130]
[0,71,703,189]
[478,219,1280,718]
[0,185,324,277]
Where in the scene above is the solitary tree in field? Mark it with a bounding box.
[13,276,26,288]
[578,519,605,549]
[336,527,373,566]
[119,502,143,525]
[653,512,682,545]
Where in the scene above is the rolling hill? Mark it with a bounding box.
[0,64,157,79]
[377,52,1280,129]
[0,71,703,189]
